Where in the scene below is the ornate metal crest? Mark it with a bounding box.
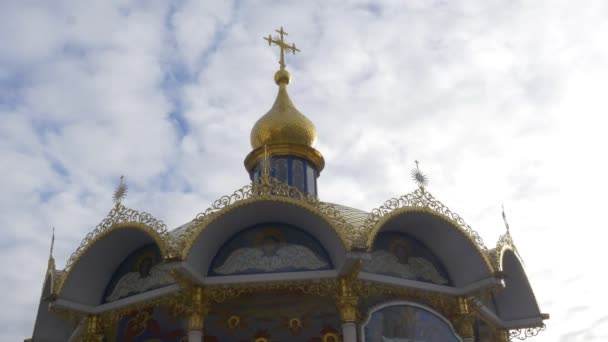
[64,203,172,270]
[509,324,546,340]
[178,158,358,253]
[62,177,174,279]
[360,187,488,251]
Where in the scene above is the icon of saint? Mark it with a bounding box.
[363,239,447,284]
[106,252,173,302]
[213,229,328,274]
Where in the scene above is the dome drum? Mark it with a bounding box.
[245,144,325,196]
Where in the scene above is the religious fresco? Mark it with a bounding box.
[108,306,187,342]
[363,303,461,342]
[104,244,173,303]
[204,293,342,342]
[209,224,332,276]
[363,232,450,285]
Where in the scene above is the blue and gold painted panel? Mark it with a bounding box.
[104,244,173,303]
[363,303,461,342]
[108,306,187,342]
[204,293,341,342]
[209,223,332,276]
[363,232,450,285]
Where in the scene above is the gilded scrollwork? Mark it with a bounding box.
[494,231,521,271]
[509,324,546,340]
[178,172,358,255]
[64,203,173,271]
[361,188,488,251]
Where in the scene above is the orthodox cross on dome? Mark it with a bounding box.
[113,175,128,206]
[411,160,429,189]
[501,204,511,234]
[264,26,300,70]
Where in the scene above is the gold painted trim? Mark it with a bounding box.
[364,205,494,274]
[244,144,325,172]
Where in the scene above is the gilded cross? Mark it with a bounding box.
[264,26,300,69]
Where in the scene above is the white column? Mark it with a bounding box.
[188,329,202,342]
[342,322,357,342]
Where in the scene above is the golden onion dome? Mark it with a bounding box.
[250,69,317,149]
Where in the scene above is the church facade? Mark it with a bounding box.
[28,28,547,342]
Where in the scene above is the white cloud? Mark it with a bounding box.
[1,0,607,340]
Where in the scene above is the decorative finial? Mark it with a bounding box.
[48,227,56,269]
[411,160,429,189]
[501,204,510,234]
[264,26,300,70]
[113,175,128,206]
[49,227,55,259]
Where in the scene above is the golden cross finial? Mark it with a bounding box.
[264,26,300,70]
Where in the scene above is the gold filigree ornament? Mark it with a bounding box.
[57,177,176,295]
[411,160,429,189]
[492,205,522,270]
[360,186,492,272]
[178,165,358,255]
[509,324,546,341]
[113,175,128,206]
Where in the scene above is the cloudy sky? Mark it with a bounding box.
[1,0,606,340]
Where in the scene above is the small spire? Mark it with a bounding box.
[48,227,55,270]
[411,160,429,189]
[49,227,55,259]
[501,204,511,234]
[113,175,128,206]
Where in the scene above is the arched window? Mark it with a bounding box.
[103,244,173,303]
[362,302,462,342]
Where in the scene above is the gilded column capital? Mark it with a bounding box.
[494,329,510,342]
[454,297,475,338]
[82,315,104,342]
[188,286,210,331]
[336,276,359,323]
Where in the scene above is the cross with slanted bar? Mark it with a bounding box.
[264,26,300,70]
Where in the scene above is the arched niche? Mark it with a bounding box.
[494,248,542,321]
[103,244,173,303]
[208,223,333,276]
[367,209,493,287]
[31,273,76,341]
[361,301,462,341]
[363,231,451,285]
[59,224,170,305]
[183,200,347,276]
